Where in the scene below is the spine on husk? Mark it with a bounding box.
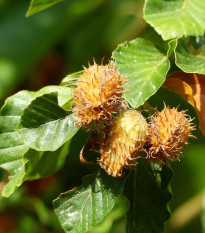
[72,60,124,128]
[147,106,195,162]
[98,110,148,177]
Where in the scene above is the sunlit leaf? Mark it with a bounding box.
[26,0,63,17]
[39,85,73,108]
[0,91,37,197]
[167,39,178,58]
[53,170,127,233]
[60,71,84,110]
[2,141,70,196]
[144,0,205,40]
[175,38,205,74]
[88,196,128,233]
[60,71,83,87]
[112,38,170,108]
[165,72,205,135]
[0,86,72,197]
[23,141,70,181]
[125,160,173,233]
[17,92,79,151]
[163,78,195,106]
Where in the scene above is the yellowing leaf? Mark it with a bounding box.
[164,72,205,135]
[164,78,195,106]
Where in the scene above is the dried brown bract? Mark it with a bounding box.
[147,106,195,162]
[72,60,124,128]
[98,110,148,177]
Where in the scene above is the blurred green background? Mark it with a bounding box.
[0,0,204,232]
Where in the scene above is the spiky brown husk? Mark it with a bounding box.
[147,106,195,162]
[72,61,124,128]
[98,110,148,177]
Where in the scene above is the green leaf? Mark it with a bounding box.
[125,159,173,233]
[0,91,38,197]
[0,86,72,197]
[175,37,205,74]
[17,92,79,151]
[39,85,73,108]
[112,38,170,109]
[26,0,63,17]
[88,195,128,233]
[167,39,178,58]
[144,0,205,40]
[60,71,84,87]
[60,71,83,110]
[53,170,127,233]
[23,141,70,180]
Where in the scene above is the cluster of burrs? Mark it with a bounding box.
[71,61,195,177]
